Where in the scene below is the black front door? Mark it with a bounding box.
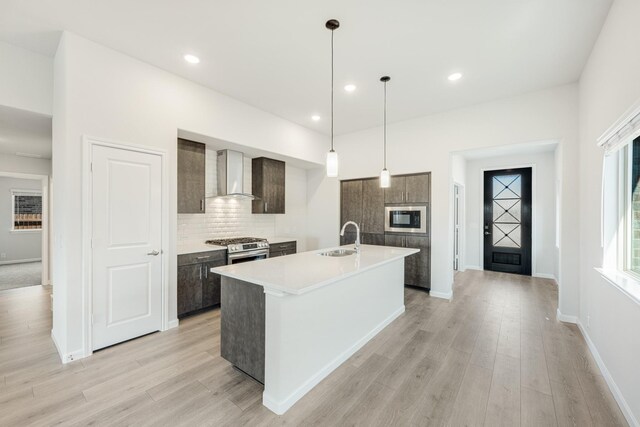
[483,168,532,275]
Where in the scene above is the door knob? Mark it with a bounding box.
[147,250,160,256]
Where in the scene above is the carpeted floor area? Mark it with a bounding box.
[0,261,41,291]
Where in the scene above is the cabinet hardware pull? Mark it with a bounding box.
[204,266,208,278]
[201,199,204,212]
[265,202,268,212]
[196,255,211,260]
[199,266,202,280]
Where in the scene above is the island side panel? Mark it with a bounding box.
[262,258,405,414]
[221,277,266,383]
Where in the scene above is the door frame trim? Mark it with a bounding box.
[479,163,536,275]
[82,135,169,358]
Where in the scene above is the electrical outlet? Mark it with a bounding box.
[0,253,5,259]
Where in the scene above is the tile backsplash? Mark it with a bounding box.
[177,149,276,243]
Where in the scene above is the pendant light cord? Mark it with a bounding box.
[383,79,387,169]
[330,29,334,151]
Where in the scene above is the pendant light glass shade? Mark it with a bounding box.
[380,168,390,188]
[326,150,339,177]
[325,19,340,177]
[380,76,391,188]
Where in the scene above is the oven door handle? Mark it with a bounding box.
[228,250,270,260]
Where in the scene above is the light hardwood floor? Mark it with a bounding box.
[0,270,629,426]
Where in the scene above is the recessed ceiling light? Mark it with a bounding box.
[448,72,463,81]
[344,84,357,92]
[311,115,321,121]
[184,54,200,64]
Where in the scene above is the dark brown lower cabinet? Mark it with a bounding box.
[404,236,430,289]
[202,261,223,307]
[384,234,431,290]
[177,264,203,316]
[268,241,297,258]
[178,252,226,318]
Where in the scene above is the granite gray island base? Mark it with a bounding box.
[212,244,419,414]
[220,277,265,383]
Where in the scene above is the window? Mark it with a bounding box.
[629,137,640,275]
[11,190,42,231]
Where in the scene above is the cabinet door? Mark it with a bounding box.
[340,180,363,226]
[384,176,406,204]
[404,236,430,289]
[384,234,405,248]
[405,174,430,203]
[177,264,203,317]
[177,139,206,214]
[362,179,384,234]
[264,158,285,213]
[362,233,385,246]
[203,260,225,308]
[252,157,285,214]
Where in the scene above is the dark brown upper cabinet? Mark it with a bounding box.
[177,139,206,214]
[252,157,286,214]
[361,178,384,234]
[340,180,363,226]
[384,173,430,204]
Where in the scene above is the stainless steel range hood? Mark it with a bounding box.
[214,149,257,199]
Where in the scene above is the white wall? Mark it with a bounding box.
[51,32,327,360]
[177,149,308,250]
[0,153,51,176]
[0,177,42,263]
[463,150,557,278]
[0,41,53,115]
[578,0,640,423]
[309,84,580,303]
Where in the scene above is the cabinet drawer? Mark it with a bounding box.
[178,250,226,266]
[269,241,296,254]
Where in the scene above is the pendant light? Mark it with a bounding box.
[325,19,340,177]
[380,76,391,188]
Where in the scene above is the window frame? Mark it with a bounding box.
[10,189,43,232]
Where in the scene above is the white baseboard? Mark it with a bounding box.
[0,257,42,265]
[577,320,639,427]
[533,272,558,282]
[430,290,453,300]
[465,265,483,271]
[51,330,87,364]
[167,319,179,329]
[556,308,578,324]
[262,305,406,415]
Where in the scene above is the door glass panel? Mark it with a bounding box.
[492,174,522,248]
[492,175,521,199]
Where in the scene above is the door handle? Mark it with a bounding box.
[147,250,160,256]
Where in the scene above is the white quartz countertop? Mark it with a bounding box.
[177,243,226,255]
[211,244,419,295]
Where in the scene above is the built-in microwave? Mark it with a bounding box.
[385,205,428,234]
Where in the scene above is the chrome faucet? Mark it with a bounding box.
[340,221,361,254]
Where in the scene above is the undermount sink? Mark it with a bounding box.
[319,249,357,257]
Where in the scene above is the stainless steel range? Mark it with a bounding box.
[205,237,269,265]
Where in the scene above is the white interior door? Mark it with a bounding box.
[91,144,163,351]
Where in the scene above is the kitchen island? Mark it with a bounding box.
[211,244,419,414]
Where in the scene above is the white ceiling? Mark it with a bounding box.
[0,0,612,135]
[0,106,52,159]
